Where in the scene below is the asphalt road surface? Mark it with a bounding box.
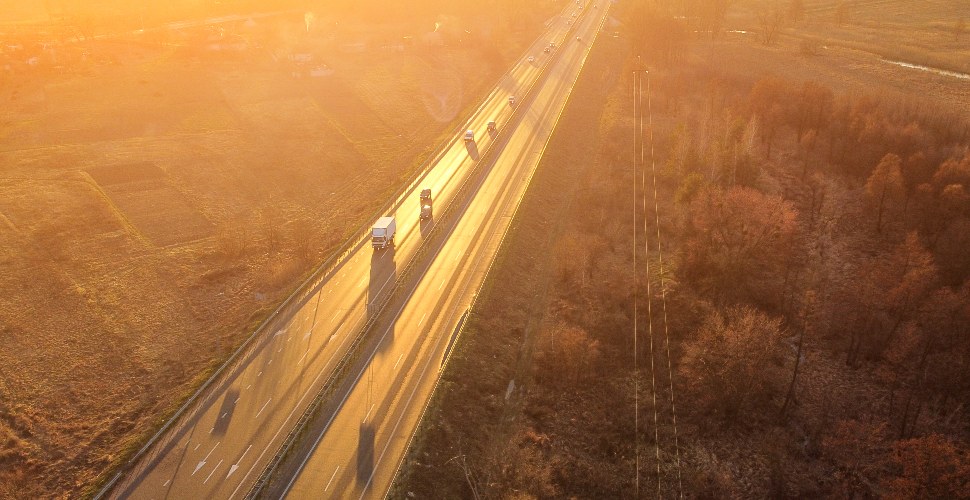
[111,2,608,499]
[275,4,611,500]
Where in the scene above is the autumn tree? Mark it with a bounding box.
[534,322,601,387]
[821,419,891,497]
[749,77,789,159]
[882,434,970,499]
[865,153,905,233]
[685,185,799,305]
[679,306,787,425]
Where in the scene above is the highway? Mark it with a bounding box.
[108,2,606,499]
[272,3,611,499]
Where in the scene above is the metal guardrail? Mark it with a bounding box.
[92,7,573,500]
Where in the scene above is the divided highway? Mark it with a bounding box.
[273,3,611,499]
[106,2,608,499]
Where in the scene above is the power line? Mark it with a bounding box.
[638,68,662,499]
[644,70,684,499]
[631,64,641,499]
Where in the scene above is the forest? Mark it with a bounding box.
[397,0,970,497]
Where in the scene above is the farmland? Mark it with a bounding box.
[0,2,560,496]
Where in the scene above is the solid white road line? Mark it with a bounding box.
[203,459,223,484]
[193,442,220,475]
[325,466,340,492]
[393,353,404,371]
[255,398,272,419]
[226,444,252,479]
[418,313,427,326]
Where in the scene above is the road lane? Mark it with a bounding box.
[278,3,610,498]
[110,3,583,499]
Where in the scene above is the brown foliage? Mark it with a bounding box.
[883,434,970,499]
[865,153,905,234]
[685,185,798,305]
[680,306,787,425]
[821,419,891,497]
[534,323,601,388]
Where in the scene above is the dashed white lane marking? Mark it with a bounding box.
[222,412,227,419]
[357,277,365,288]
[304,329,312,339]
[268,359,273,366]
[327,333,337,345]
[257,371,262,377]
[163,479,170,487]
[203,459,223,484]
[418,313,427,326]
[255,398,272,418]
[193,442,220,475]
[325,466,340,492]
[234,397,240,405]
[298,351,308,365]
[194,443,201,451]
[226,444,252,479]
[331,311,340,324]
[438,280,445,290]
[393,353,404,370]
[278,346,282,353]
[363,403,375,423]
[245,384,251,390]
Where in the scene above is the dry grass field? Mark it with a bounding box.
[735,0,970,74]
[0,3,559,497]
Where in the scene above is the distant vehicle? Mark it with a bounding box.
[549,41,556,48]
[527,55,535,62]
[372,216,396,249]
[419,189,433,220]
[577,36,582,42]
[509,95,515,106]
[543,46,551,53]
[464,129,474,142]
[487,120,497,131]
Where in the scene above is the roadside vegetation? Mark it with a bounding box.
[396,0,970,497]
[0,1,562,497]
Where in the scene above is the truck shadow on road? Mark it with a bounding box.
[464,140,480,160]
[210,388,239,436]
[357,421,375,487]
[369,246,397,354]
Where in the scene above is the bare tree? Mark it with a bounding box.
[954,18,966,41]
[758,6,786,46]
[788,0,805,26]
[865,153,905,234]
[834,2,850,26]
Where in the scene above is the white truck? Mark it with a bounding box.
[372,216,396,249]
